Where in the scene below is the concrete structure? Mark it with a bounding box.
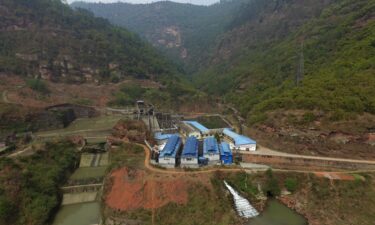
[158,135,181,167]
[179,121,211,139]
[180,136,199,167]
[223,128,256,151]
[220,142,233,165]
[203,137,220,164]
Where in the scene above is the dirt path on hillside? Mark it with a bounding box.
[253,145,375,164]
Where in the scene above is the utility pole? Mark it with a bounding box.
[296,41,304,86]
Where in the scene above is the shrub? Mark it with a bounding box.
[284,178,298,193]
[302,112,316,123]
[26,79,50,94]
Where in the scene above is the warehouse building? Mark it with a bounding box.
[223,128,256,151]
[203,137,220,164]
[154,132,179,145]
[180,136,199,168]
[158,135,181,167]
[219,142,233,165]
[179,121,210,139]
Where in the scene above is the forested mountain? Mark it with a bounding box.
[71,0,243,72]
[200,0,375,125]
[0,0,181,83]
[75,0,375,127]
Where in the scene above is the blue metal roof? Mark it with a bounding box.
[159,135,181,158]
[203,137,219,154]
[154,132,179,141]
[220,142,232,155]
[181,136,199,158]
[223,128,256,146]
[184,121,209,133]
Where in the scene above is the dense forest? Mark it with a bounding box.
[75,0,375,125]
[200,0,375,124]
[0,141,78,225]
[0,0,181,83]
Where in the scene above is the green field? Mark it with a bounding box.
[36,115,124,140]
[196,116,229,129]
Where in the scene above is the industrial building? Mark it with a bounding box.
[158,135,181,167]
[223,128,256,151]
[219,142,233,165]
[203,137,220,164]
[179,121,210,139]
[154,132,179,145]
[180,136,199,167]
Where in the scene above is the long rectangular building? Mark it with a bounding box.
[158,135,181,166]
[180,136,199,167]
[203,137,220,164]
[223,128,256,151]
[179,121,210,139]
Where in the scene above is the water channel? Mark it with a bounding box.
[53,151,107,225]
[248,199,307,225]
[52,202,101,225]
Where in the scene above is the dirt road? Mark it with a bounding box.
[137,143,375,175]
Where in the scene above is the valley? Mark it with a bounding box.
[0,0,374,225]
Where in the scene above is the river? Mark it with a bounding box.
[248,199,307,225]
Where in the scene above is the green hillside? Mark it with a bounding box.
[197,0,375,124]
[71,0,243,72]
[0,0,181,83]
[73,0,375,126]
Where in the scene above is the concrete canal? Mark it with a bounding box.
[52,202,101,225]
[53,150,109,225]
[248,199,307,225]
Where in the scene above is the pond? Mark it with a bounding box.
[52,202,101,225]
[247,199,307,225]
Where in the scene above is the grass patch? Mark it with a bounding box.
[196,116,229,129]
[70,167,107,180]
[36,115,124,138]
[107,143,145,171]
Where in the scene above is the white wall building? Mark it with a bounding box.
[223,128,256,151]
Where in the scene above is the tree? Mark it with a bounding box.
[284,178,298,193]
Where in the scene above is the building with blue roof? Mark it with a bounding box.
[158,135,181,167]
[180,136,199,167]
[223,128,257,151]
[219,142,233,165]
[203,137,220,164]
[179,121,211,140]
[154,132,179,145]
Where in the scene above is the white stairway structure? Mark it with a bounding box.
[224,181,259,218]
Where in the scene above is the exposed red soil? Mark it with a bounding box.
[314,172,355,181]
[106,168,189,211]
